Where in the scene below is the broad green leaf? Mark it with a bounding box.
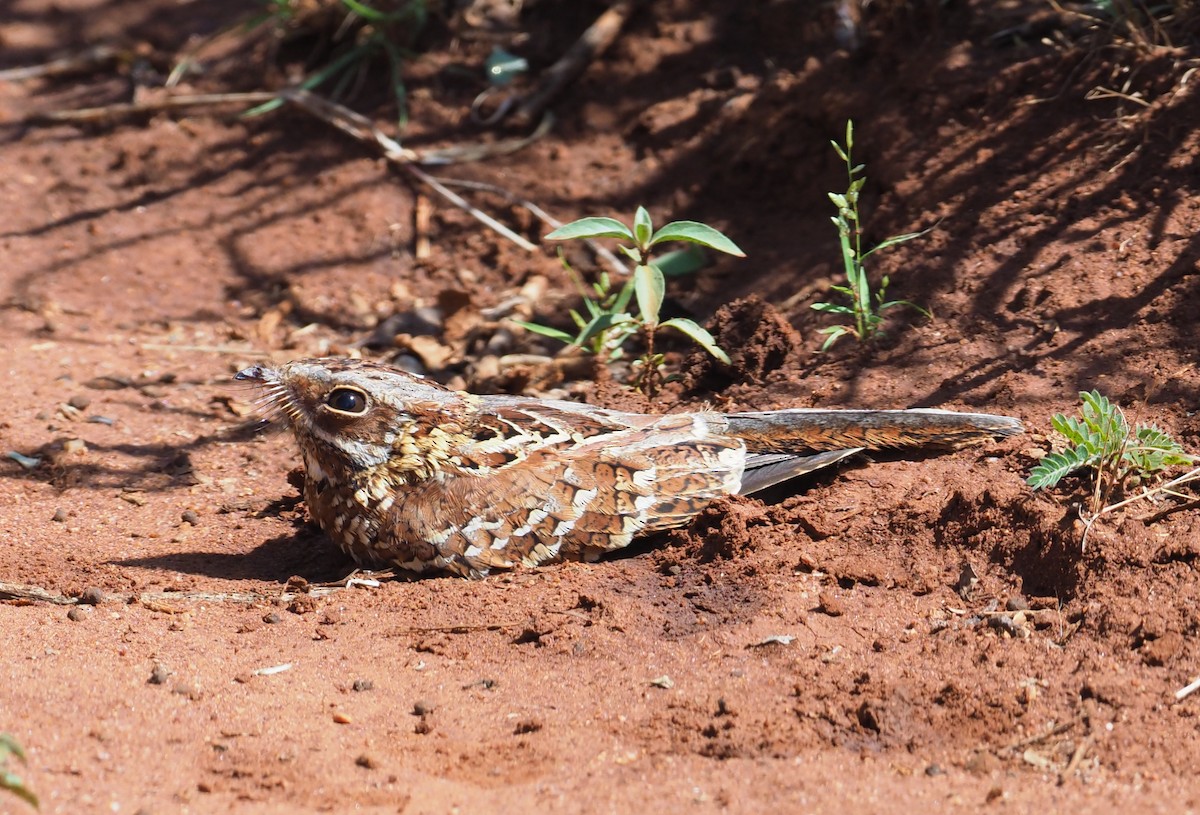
[511,320,574,344]
[633,264,665,325]
[660,318,731,364]
[633,206,653,248]
[545,217,633,242]
[811,302,854,315]
[650,246,707,277]
[649,221,745,257]
[618,244,643,263]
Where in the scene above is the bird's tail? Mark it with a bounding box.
[723,408,1023,455]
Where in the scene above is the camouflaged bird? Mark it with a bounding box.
[237,358,1022,578]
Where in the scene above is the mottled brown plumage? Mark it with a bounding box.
[237,358,1022,578]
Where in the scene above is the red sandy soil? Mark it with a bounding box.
[2,0,1200,812]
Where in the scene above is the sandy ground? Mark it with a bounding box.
[2,0,1200,811]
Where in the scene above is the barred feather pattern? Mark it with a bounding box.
[237,359,1022,578]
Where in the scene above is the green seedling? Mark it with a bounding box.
[813,120,930,350]
[517,207,743,394]
[241,0,428,127]
[1,734,37,810]
[1029,391,1195,543]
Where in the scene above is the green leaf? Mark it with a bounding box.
[651,246,707,278]
[577,312,634,349]
[1,771,37,808]
[818,325,852,351]
[511,320,575,344]
[545,217,633,242]
[811,302,854,315]
[340,0,390,21]
[633,206,653,248]
[612,278,635,314]
[660,318,731,364]
[1027,445,1095,489]
[830,140,848,162]
[0,735,26,762]
[860,225,935,259]
[633,264,665,325]
[618,244,642,263]
[648,221,745,257]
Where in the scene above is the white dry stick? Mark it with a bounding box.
[253,663,294,676]
[1174,675,1200,701]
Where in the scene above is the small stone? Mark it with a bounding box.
[412,700,433,716]
[62,438,87,455]
[66,606,89,622]
[352,679,374,692]
[925,764,945,776]
[51,508,68,523]
[817,590,845,617]
[1005,596,1029,612]
[79,586,104,605]
[332,711,352,724]
[68,394,92,410]
[414,719,433,735]
[355,754,379,769]
[181,510,200,526]
[262,612,282,624]
[148,664,170,685]
[987,614,1018,637]
[513,718,542,735]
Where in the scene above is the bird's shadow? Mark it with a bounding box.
[113,523,357,585]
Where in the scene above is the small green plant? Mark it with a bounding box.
[248,0,427,126]
[517,207,743,394]
[1028,391,1195,534]
[812,120,930,350]
[1,733,38,810]
[171,0,428,127]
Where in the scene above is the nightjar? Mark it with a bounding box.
[238,358,1022,578]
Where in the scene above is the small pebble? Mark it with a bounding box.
[412,700,434,716]
[148,665,170,685]
[68,394,92,410]
[352,679,374,692]
[52,508,68,522]
[1005,596,1029,612]
[66,606,89,622]
[355,754,378,769]
[925,764,945,776]
[262,612,282,624]
[181,510,200,526]
[332,711,352,724]
[79,586,104,605]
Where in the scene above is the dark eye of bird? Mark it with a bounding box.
[326,388,367,414]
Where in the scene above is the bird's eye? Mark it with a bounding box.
[326,388,368,414]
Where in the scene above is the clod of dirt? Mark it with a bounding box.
[351,679,374,692]
[681,296,802,393]
[513,718,543,735]
[412,700,434,716]
[148,665,170,685]
[817,590,846,617]
[355,754,379,769]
